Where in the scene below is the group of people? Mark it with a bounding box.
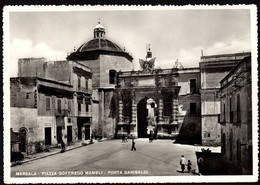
[122,134,136,150]
[121,134,128,143]
[179,155,192,173]
[179,155,204,175]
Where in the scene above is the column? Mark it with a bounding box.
[172,98,179,134]
[157,98,164,138]
[130,99,137,137]
[118,100,123,124]
[73,92,77,117]
[158,98,164,122]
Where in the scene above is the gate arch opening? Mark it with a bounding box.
[137,98,157,138]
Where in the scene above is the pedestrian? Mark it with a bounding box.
[197,156,204,175]
[149,131,153,142]
[180,155,186,173]
[131,137,136,151]
[125,134,128,142]
[60,139,66,153]
[187,160,192,173]
[122,134,125,143]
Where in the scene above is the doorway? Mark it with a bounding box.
[137,98,148,138]
[57,126,62,143]
[19,128,27,152]
[222,133,226,154]
[45,127,52,145]
[85,125,90,140]
[229,132,233,161]
[67,126,72,143]
[77,122,83,140]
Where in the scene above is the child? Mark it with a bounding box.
[187,160,192,173]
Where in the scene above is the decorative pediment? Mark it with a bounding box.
[139,57,156,73]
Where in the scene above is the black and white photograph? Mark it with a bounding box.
[3,5,258,183]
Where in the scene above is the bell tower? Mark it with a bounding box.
[94,21,105,39]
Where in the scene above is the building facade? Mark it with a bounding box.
[199,52,251,146]
[11,59,93,154]
[218,55,252,174]
[67,21,133,138]
[11,21,252,150]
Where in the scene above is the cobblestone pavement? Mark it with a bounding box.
[11,139,200,177]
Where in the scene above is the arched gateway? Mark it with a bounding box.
[116,48,180,139]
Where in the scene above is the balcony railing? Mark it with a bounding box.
[77,87,92,94]
[78,111,92,117]
[55,109,68,116]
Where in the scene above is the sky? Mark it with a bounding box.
[8,7,252,77]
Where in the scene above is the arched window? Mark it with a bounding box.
[109,70,117,84]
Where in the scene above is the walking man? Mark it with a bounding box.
[131,137,136,151]
[180,155,186,173]
[60,139,66,153]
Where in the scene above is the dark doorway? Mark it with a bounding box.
[85,125,90,140]
[57,126,62,143]
[45,127,52,145]
[19,128,27,152]
[137,98,148,138]
[190,103,197,114]
[77,122,83,140]
[67,126,72,143]
[230,132,233,161]
[222,133,226,154]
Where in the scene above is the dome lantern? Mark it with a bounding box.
[94,21,105,39]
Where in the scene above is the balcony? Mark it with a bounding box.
[77,87,92,94]
[78,111,92,117]
[55,109,68,116]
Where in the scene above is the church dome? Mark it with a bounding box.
[77,38,124,53]
[67,21,133,61]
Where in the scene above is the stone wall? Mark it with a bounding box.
[78,59,100,88]
[100,55,132,88]
[10,78,37,108]
[18,58,47,78]
[11,107,43,154]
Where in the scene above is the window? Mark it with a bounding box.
[85,78,88,89]
[78,76,81,88]
[229,98,233,123]
[190,103,196,114]
[26,92,30,99]
[86,103,89,112]
[78,101,81,112]
[223,104,226,122]
[237,94,241,124]
[109,70,116,84]
[57,99,61,113]
[46,97,51,110]
[68,101,71,112]
[190,79,197,94]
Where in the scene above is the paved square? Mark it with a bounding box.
[11,139,198,177]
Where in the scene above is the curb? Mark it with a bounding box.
[11,144,85,167]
